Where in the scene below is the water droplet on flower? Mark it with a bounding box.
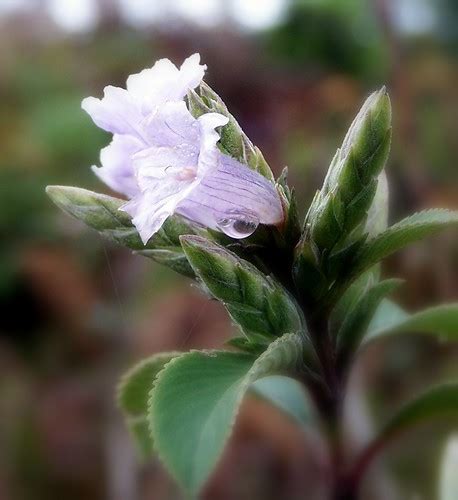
[216,210,259,239]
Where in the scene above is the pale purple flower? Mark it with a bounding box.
[82,53,206,196]
[82,54,283,243]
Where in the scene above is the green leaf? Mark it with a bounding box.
[251,375,313,426]
[363,303,458,347]
[46,186,197,277]
[180,236,312,355]
[149,333,304,495]
[439,435,458,500]
[117,352,180,459]
[353,209,458,277]
[378,384,458,442]
[126,417,154,459]
[336,279,403,366]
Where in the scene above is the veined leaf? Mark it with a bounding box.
[118,352,315,460]
[117,352,179,459]
[363,303,458,347]
[439,434,458,500]
[353,209,458,276]
[180,236,315,363]
[46,186,198,277]
[149,333,303,495]
[336,279,403,365]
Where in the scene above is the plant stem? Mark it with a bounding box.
[302,308,362,500]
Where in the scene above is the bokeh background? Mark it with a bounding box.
[0,1,457,499]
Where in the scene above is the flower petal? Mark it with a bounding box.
[122,178,198,244]
[144,100,199,147]
[126,53,206,114]
[176,153,284,237]
[92,134,142,197]
[133,145,198,186]
[196,113,229,176]
[176,53,207,98]
[82,86,147,141]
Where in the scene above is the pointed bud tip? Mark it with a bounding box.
[46,185,71,203]
[45,185,86,218]
[45,185,60,196]
[46,185,91,204]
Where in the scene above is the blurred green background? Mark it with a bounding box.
[0,1,457,499]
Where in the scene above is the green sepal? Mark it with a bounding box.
[187,82,274,180]
[276,169,301,247]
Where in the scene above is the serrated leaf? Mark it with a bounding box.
[439,434,458,500]
[363,303,458,347]
[46,186,198,277]
[126,417,154,459]
[117,352,180,459]
[336,279,402,366]
[353,209,458,277]
[180,236,311,353]
[251,375,314,426]
[149,334,304,495]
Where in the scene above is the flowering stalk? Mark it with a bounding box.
[47,55,458,500]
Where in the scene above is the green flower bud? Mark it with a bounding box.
[307,87,392,254]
